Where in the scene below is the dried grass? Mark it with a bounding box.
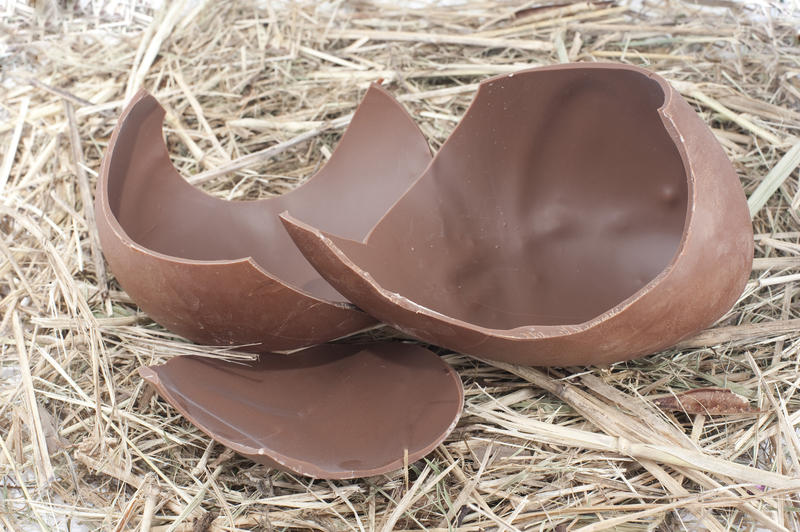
[2,0,800,530]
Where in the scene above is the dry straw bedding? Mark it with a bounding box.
[2,0,800,530]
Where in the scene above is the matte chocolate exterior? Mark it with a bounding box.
[283,63,754,366]
[139,343,464,479]
[96,86,431,351]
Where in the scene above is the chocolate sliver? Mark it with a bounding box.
[96,85,431,351]
[139,342,463,479]
[282,63,753,366]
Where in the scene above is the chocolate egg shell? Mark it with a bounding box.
[139,342,464,479]
[282,63,754,366]
[96,86,431,351]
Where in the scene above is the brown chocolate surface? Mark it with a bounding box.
[96,86,431,350]
[139,343,464,479]
[283,63,754,366]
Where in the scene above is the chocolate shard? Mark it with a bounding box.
[139,343,464,479]
[653,388,757,415]
[96,85,431,351]
[283,63,753,366]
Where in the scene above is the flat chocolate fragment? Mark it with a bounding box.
[139,343,464,479]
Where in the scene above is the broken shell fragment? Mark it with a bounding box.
[139,342,464,479]
[283,63,754,366]
[653,388,756,415]
[96,86,431,351]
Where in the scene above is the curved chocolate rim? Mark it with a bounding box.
[281,63,709,339]
[97,84,430,308]
[138,344,464,479]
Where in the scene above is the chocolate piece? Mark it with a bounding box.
[283,63,753,366]
[653,388,756,415]
[139,342,464,479]
[96,86,431,351]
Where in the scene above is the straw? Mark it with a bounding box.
[2,0,800,529]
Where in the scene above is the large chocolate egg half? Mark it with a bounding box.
[96,86,431,351]
[139,342,464,479]
[283,63,754,366]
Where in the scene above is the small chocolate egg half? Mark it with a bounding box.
[96,86,431,351]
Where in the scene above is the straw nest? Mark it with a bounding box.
[2,0,800,530]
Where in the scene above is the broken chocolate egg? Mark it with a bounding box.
[96,86,431,351]
[139,342,464,479]
[283,63,754,366]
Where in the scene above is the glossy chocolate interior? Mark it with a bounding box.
[106,87,431,302]
[329,68,688,328]
[139,343,463,479]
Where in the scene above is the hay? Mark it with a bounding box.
[2,0,800,529]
